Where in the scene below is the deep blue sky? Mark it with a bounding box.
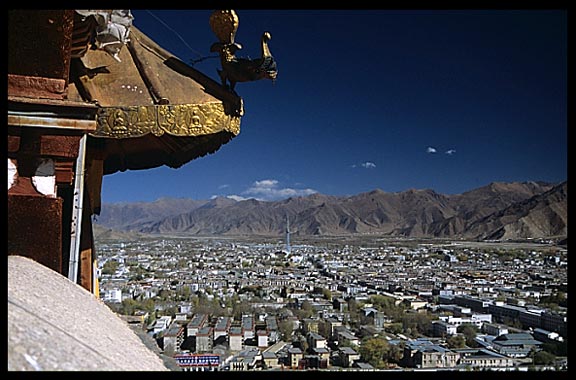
[101,9,567,203]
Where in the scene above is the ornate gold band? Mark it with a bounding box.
[91,102,241,139]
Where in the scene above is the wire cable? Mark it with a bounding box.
[144,10,204,59]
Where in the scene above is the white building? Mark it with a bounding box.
[102,288,122,303]
[151,315,172,335]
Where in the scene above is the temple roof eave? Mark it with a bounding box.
[67,24,244,175]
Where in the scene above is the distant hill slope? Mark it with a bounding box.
[95,181,566,241]
[94,197,210,230]
[464,181,567,240]
[93,224,144,241]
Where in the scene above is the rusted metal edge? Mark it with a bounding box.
[8,74,67,100]
[8,95,98,110]
[7,114,97,131]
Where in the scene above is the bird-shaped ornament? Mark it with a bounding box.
[209,9,278,92]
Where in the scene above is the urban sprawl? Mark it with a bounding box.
[96,235,567,372]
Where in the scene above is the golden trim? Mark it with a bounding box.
[90,102,241,139]
[210,10,239,45]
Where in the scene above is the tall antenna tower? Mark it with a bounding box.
[285,214,291,255]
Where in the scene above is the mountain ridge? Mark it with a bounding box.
[94,181,567,241]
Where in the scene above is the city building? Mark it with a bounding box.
[163,322,186,355]
[187,313,209,337]
[287,347,303,369]
[229,326,243,352]
[338,346,360,368]
[478,333,543,358]
[401,339,459,369]
[455,348,514,369]
[196,326,214,353]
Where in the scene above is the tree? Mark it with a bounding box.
[533,350,556,365]
[101,260,119,275]
[293,300,314,320]
[457,323,479,347]
[278,319,294,341]
[158,288,171,301]
[141,298,155,314]
[318,320,332,339]
[177,285,192,301]
[359,337,388,368]
[446,335,466,349]
[232,299,252,320]
[386,341,404,364]
[539,291,567,309]
[542,341,568,357]
[294,333,309,354]
[128,264,148,282]
[457,253,469,261]
[386,323,403,335]
[321,288,332,301]
[177,258,189,268]
[120,298,138,315]
[401,312,434,337]
[226,293,239,306]
[347,298,360,328]
[370,294,405,320]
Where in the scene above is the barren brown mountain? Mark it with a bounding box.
[95,181,566,241]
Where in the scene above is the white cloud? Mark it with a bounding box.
[426,146,437,153]
[445,149,456,155]
[225,195,247,201]
[218,184,230,189]
[210,194,247,201]
[352,161,376,169]
[242,179,317,201]
[253,179,279,188]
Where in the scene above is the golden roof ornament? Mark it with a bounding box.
[210,9,278,92]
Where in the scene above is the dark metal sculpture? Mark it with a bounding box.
[209,10,277,92]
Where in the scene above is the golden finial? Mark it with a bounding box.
[209,10,239,45]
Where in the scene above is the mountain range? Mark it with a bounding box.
[94,181,567,241]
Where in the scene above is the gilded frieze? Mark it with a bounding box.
[91,102,240,139]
